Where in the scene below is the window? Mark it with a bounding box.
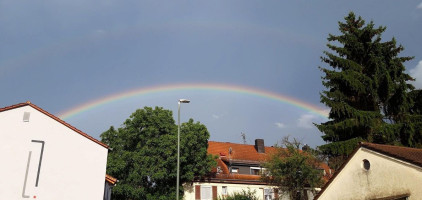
[363,159,370,170]
[231,167,239,173]
[250,167,261,175]
[23,112,30,122]
[201,186,212,200]
[264,188,273,200]
[222,186,228,196]
[216,166,222,174]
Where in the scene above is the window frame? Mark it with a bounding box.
[200,186,212,200]
[250,167,261,175]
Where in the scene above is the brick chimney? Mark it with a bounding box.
[254,139,265,153]
[302,144,310,151]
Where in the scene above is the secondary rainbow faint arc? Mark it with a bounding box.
[57,83,329,120]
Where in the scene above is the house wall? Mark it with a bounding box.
[184,182,286,200]
[318,148,422,200]
[0,106,108,200]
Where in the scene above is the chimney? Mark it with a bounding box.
[302,144,310,151]
[255,139,265,153]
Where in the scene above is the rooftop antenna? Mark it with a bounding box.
[241,132,247,144]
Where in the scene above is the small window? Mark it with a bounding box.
[231,167,239,173]
[217,166,222,174]
[250,167,261,175]
[222,186,228,196]
[23,112,30,122]
[363,159,370,170]
[264,188,273,200]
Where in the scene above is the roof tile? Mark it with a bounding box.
[361,142,422,168]
[105,174,118,185]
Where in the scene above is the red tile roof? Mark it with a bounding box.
[208,141,277,163]
[0,102,109,149]
[361,142,422,168]
[105,174,118,185]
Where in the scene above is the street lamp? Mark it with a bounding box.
[177,99,190,200]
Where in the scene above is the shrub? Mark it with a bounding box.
[218,189,258,200]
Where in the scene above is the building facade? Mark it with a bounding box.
[315,142,422,200]
[185,139,330,200]
[0,102,109,200]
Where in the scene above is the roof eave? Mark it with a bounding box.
[0,102,109,149]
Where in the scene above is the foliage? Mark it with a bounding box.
[262,137,324,200]
[316,12,422,168]
[218,189,258,200]
[100,106,216,200]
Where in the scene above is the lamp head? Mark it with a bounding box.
[178,99,190,103]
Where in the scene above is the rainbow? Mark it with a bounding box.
[57,83,329,120]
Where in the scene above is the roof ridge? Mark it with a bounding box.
[361,142,422,151]
[209,140,273,147]
[0,102,109,149]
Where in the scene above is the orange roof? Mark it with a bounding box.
[105,174,118,185]
[215,174,261,181]
[0,102,108,149]
[208,141,277,163]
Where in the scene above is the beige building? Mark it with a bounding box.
[315,142,422,200]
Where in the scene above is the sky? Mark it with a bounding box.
[1,1,422,148]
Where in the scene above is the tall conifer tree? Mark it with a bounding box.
[316,12,419,168]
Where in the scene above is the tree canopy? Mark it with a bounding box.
[316,12,422,168]
[100,106,216,200]
[262,138,323,200]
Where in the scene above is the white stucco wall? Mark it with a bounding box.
[318,148,422,200]
[184,182,318,200]
[184,182,284,200]
[0,106,108,200]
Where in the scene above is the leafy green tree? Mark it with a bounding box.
[262,138,323,200]
[316,12,421,168]
[100,106,216,200]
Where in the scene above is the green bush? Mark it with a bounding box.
[218,189,258,200]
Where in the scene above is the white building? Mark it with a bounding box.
[315,142,422,200]
[0,102,109,200]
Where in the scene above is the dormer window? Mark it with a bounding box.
[216,166,222,174]
[231,167,239,173]
[250,167,261,175]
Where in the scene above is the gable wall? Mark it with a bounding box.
[318,148,422,200]
[0,106,108,200]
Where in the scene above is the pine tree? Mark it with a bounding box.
[316,12,418,168]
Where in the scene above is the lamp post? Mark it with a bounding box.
[177,99,190,200]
